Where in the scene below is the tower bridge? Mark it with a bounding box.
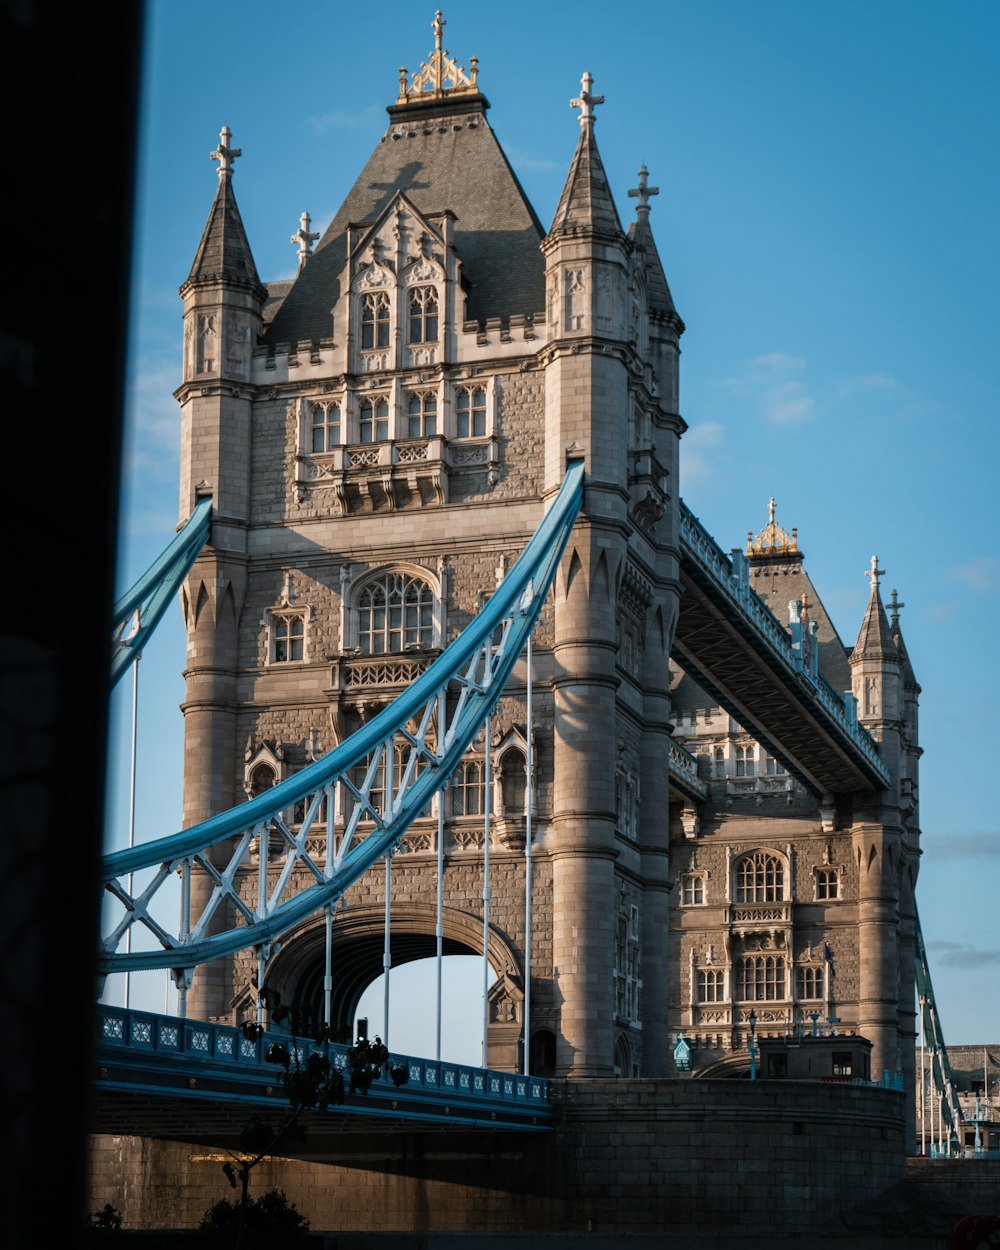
[91,10,969,1237]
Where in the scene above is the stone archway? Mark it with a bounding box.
[260,903,523,1060]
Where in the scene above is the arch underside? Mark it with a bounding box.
[262,904,518,1036]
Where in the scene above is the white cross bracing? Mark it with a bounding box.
[99,460,584,986]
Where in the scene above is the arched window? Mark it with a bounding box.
[735,851,784,903]
[735,745,756,777]
[450,758,484,816]
[499,747,526,818]
[697,968,725,1002]
[408,287,438,343]
[311,402,340,452]
[456,386,487,437]
[359,396,389,443]
[797,965,824,1000]
[682,875,705,905]
[357,572,434,655]
[271,613,305,662]
[361,291,390,349]
[713,747,725,780]
[738,954,787,1001]
[406,391,437,438]
[247,764,275,798]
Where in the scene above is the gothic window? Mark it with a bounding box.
[714,748,725,780]
[357,571,434,655]
[271,612,306,663]
[614,906,640,1022]
[247,764,276,798]
[797,965,824,1000]
[361,291,390,349]
[311,402,341,452]
[499,747,526,818]
[698,969,725,1002]
[682,875,705,905]
[408,286,438,343]
[451,758,484,816]
[456,385,487,437]
[735,851,785,903]
[735,745,756,777]
[406,391,437,438]
[738,954,787,1001]
[359,396,389,443]
[616,604,643,681]
[615,770,638,840]
[816,868,839,900]
[765,754,786,776]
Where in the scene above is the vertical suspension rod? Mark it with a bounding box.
[523,632,533,1077]
[482,713,492,1069]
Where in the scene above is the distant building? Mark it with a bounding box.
[917,1045,1000,1154]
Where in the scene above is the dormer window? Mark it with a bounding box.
[408,286,438,343]
[359,397,389,443]
[311,402,340,452]
[456,386,487,437]
[361,292,390,349]
[406,391,437,438]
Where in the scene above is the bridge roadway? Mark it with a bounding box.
[94,1006,552,1149]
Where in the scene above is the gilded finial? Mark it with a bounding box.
[571,71,604,128]
[746,498,799,557]
[210,125,241,180]
[397,10,478,102]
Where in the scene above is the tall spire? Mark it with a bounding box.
[547,72,623,241]
[183,126,264,295]
[852,555,897,660]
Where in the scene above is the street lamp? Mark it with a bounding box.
[748,1008,758,1081]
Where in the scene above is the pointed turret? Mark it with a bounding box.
[852,555,898,663]
[182,126,265,299]
[547,72,624,243]
[627,165,681,322]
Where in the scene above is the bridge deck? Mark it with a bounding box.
[94,1007,552,1146]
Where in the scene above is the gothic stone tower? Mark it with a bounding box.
[176,15,685,1078]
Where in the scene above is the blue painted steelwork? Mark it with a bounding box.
[96,1004,552,1130]
[679,500,890,787]
[111,495,213,688]
[915,904,964,1152]
[100,461,584,978]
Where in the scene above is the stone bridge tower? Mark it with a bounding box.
[176,15,686,1078]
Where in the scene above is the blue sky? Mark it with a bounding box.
[107,1,1000,1050]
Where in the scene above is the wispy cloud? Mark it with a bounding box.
[925,832,999,859]
[681,420,725,486]
[952,557,1000,593]
[506,146,561,173]
[304,105,383,136]
[720,352,815,425]
[929,940,1000,968]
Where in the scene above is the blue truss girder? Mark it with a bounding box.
[100,461,584,977]
[111,495,213,687]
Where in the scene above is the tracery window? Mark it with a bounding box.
[359,397,389,443]
[738,954,787,1001]
[271,613,305,663]
[361,291,390,349]
[451,758,485,816]
[408,286,438,343]
[714,748,725,780]
[456,385,487,437]
[311,402,340,452]
[357,572,434,655]
[698,969,725,1002]
[797,965,824,1000]
[735,745,756,777]
[406,391,437,438]
[765,754,786,776]
[682,875,705,905]
[816,868,839,900]
[735,851,784,903]
[614,906,640,1022]
[615,770,638,840]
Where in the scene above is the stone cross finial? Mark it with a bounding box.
[889,588,904,625]
[571,71,604,127]
[865,555,886,594]
[628,165,660,214]
[210,126,241,179]
[291,211,320,269]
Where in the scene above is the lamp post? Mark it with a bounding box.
[748,1009,758,1080]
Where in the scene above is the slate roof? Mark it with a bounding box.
[264,95,546,347]
[853,578,898,663]
[547,119,624,242]
[628,211,682,324]
[184,175,265,297]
